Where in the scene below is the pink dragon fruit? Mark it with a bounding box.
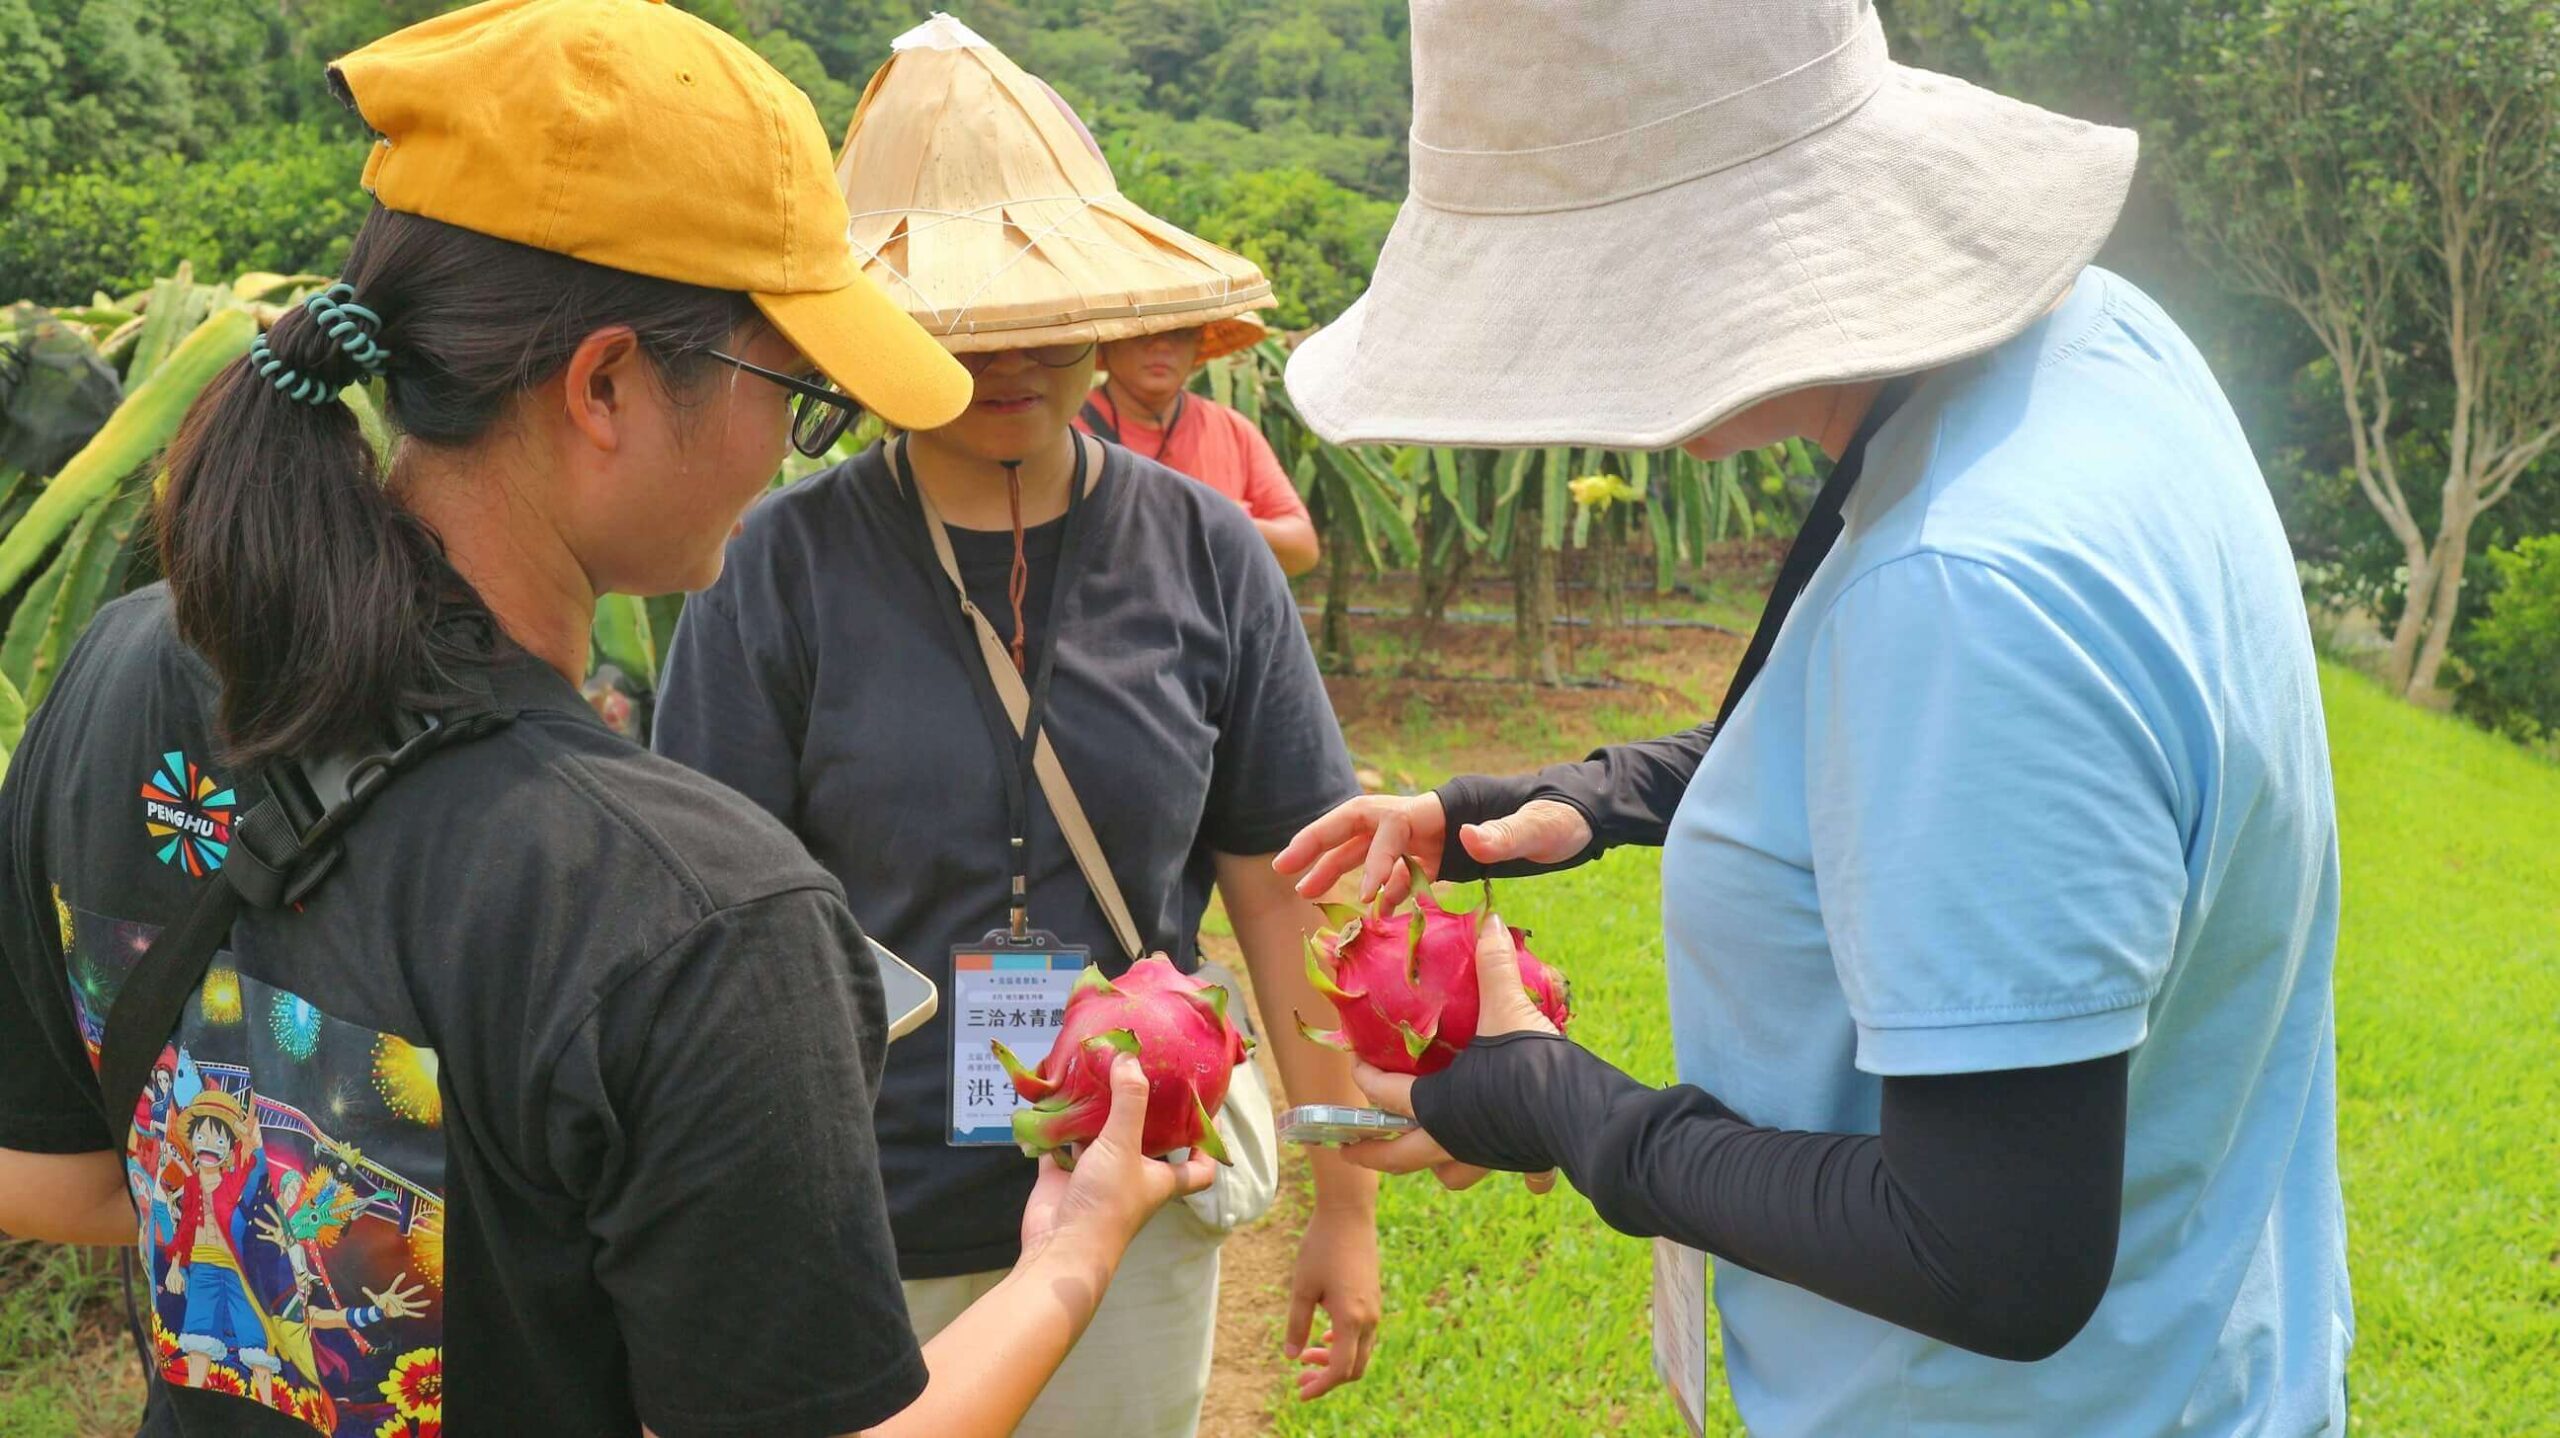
[992,956,1251,1166]
[1297,863,1573,1076]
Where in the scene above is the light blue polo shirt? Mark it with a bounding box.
[1662,268,2350,1436]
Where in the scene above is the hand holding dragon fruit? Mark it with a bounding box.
[1297,859,1573,1076]
[992,956,1251,1167]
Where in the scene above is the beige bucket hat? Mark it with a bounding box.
[836,14,1273,355]
[1284,0,2139,449]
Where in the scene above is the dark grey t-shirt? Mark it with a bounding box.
[655,441,1356,1278]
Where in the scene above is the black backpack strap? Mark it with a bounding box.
[94,701,516,1145]
[1078,396,1120,444]
[94,865,247,1139]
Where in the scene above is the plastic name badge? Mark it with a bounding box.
[946,944,1089,1146]
[1652,1237,1710,1437]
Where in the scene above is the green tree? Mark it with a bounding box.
[749,26,861,137]
[1194,168,1395,328]
[0,0,209,198]
[2175,0,2560,697]
[2454,535,2560,748]
[1022,25,1148,112]
[1101,0,1229,112]
[2,125,367,304]
[1205,0,1405,146]
[1118,164,1395,329]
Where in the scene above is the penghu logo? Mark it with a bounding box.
[140,751,235,877]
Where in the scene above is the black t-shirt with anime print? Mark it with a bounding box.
[0,586,925,1437]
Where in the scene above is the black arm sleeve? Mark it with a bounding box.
[1412,1033,2126,1362]
[1432,720,1715,881]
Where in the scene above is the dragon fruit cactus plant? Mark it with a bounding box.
[1297,860,1573,1076]
[992,956,1250,1166]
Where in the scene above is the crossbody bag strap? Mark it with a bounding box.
[94,703,516,1147]
[1712,376,1918,731]
[913,440,1146,963]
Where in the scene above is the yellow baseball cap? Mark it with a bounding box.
[330,0,970,431]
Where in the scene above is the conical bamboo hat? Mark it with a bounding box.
[836,15,1273,355]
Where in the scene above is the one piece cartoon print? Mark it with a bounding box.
[56,899,448,1435]
[161,1087,289,1403]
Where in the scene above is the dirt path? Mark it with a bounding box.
[1201,1151,1309,1437]
[1197,929,1299,1438]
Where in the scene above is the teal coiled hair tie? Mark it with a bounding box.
[250,282,390,407]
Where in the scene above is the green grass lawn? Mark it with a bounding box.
[1276,661,2559,1436]
[0,1244,137,1435]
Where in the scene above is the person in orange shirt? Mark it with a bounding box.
[1081,322,1323,577]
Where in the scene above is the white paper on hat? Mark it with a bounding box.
[893,13,989,52]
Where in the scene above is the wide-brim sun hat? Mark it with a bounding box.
[330,0,971,431]
[1284,0,2139,450]
[834,14,1274,355]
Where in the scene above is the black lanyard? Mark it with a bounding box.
[1714,376,1917,731]
[1130,389,1186,461]
[1083,386,1184,460]
[891,435,1093,935]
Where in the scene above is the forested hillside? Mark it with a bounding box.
[0,0,1408,325]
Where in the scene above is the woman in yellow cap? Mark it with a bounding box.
[656,17,1382,1433]
[0,1,1210,1434]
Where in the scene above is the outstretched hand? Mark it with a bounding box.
[1020,1055,1219,1260]
[1274,793,1592,906]
[1340,910,1560,1195]
[364,1271,432,1320]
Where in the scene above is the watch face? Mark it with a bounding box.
[1278,1105,1416,1146]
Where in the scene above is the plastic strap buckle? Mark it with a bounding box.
[234,705,516,910]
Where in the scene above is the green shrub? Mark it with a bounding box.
[2454,534,2560,750]
[1,123,369,305]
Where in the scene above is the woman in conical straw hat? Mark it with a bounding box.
[0,0,1219,1432]
[655,16,1382,1432]
[1277,2,2347,1434]
[1013,74,1319,577]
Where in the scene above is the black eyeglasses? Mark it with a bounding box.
[708,350,866,458]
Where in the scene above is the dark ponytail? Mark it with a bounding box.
[159,206,752,769]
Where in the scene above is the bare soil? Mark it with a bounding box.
[1195,928,1310,1438]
